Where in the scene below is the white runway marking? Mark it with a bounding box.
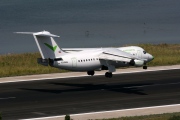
[0,97,16,100]
[21,104,180,120]
[0,66,180,84]
[32,112,46,115]
[124,82,180,88]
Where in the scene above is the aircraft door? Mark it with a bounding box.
[137,50,142,58]
[71,58,77,67]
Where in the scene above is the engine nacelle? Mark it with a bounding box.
[134,59,144,67]
[129,59,144,67]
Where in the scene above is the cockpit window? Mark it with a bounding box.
[54,58,63,61]
[143,51,147,54]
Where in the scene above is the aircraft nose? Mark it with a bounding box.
[148,53,154,61]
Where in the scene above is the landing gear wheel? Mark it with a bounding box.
[105,72,112,78]
[143,66,147,69]
[87,71,95,76]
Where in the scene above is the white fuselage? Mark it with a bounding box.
[54,49,102,71]
[53,46,153,71]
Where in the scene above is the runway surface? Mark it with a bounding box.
[0,69,180,120]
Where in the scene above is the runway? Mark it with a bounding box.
[0,69,180,120]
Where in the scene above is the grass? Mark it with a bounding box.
[94,112,180,120]
[0,44,180,77]
[138,43,180,66]
[0,53,67,77]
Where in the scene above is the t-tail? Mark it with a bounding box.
[15,31,67,66]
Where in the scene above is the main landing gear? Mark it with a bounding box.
[87,71,95,76]
[143,65,147,69]
[105,72,112,78]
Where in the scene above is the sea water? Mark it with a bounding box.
[0,0,180,54]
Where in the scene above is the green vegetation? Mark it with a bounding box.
[94,112,180,120]
[0,53,67,77]
[0,44,180,77]
[138,43,180,66]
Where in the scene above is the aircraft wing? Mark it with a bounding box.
[62,48,97,53]
[99,48,141,63]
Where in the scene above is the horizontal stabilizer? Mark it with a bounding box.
[15,31,60,38]
[15,32,34,34]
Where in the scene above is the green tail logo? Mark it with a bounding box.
[44,43,57,52]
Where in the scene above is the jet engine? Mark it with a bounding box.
[129,59,144,67]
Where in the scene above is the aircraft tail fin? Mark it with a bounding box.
[15,31,66,59]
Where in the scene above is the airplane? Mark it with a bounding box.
[16,31,154,78]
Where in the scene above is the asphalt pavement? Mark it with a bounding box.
[0,69,180,120]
